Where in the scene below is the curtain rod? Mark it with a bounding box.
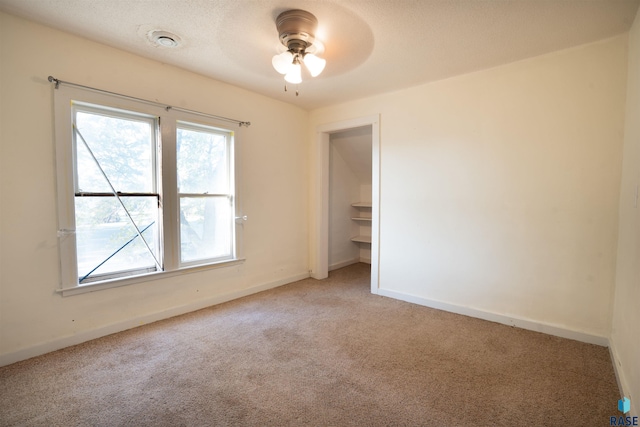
[48,76,251,128]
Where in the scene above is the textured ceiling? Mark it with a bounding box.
[1,0,638,110]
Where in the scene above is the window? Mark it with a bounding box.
[54,86,242,294]
[177,122,234,265]
[73,104,161,283]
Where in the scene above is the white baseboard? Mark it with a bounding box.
[377,288,609,347]
[609,344,626,396]
[0,271,310,367]
[329,258,360,271]
[329,257,371,271]
[609,340,636,416]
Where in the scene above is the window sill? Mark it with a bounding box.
[56,258,246,297]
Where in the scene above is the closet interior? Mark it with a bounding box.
[328,125,373,271]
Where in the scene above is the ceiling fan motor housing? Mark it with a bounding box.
[276,9,318,53]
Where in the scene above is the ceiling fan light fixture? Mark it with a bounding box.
[272,9,325,94]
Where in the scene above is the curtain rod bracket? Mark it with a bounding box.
[48,75,60,89]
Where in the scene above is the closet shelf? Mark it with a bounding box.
[351,202,371,244]
[351,235,371,244]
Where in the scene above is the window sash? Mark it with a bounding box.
[74,194,161,283]
[72,103,159,194]
[176,121,236,267]
[71,104,163,283]
[178,194,235,266]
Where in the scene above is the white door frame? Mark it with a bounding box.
[312,114,380,294]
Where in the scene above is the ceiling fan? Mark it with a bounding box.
[271,9,326,95]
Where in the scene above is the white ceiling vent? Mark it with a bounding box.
[149,30,181,48]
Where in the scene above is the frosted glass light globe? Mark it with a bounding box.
[303,54,326,77]
[272,51,294,75]
[284,62,302,84]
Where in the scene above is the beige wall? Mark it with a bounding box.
[310,36,627,339]
[612,7,640,417]
[0,12,309,363]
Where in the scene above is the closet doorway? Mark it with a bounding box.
[313,115,380,294]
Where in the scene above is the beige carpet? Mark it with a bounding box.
[0,263,620,426]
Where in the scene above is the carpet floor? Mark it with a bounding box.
[0,263,620,426]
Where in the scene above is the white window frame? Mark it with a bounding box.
[53,85,244,296]
[176,120,236,268]
[72,102,163,284]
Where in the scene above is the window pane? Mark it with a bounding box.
[75,196,159,282]
[177,127,228,194]
[75,111,154,193]
[180,197,232,263]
